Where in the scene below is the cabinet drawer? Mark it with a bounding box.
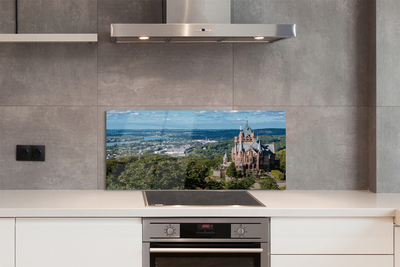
[271,255,393,267]
[0,218,15,267]
[16,218,142,267]
[271,217,393,254]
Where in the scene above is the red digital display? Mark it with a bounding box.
[198,224,213,230]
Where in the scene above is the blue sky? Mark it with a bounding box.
[106,110,286,130]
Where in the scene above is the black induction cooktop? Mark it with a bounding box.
[143,190,264,206]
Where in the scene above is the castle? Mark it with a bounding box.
[231,121,276,172]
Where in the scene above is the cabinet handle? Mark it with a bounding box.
[150,248,263,253]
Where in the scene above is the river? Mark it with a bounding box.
[106,136,171,146]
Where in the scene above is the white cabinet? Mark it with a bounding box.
[271,217,393,254]
[0,218,15,267]
[270,217,394,267]
[16,218,142,267]
[396,226,400,267]
[271,255,393,267]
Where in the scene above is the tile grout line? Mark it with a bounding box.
[232,43,235,110]
[0,104,377,108]
[96,0,100,190]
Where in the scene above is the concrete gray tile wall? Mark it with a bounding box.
[376,108,400,193]
[374,0,400,192]
[17,0,97,33]
[376,0,400,107]
[285,107,369,190]
[0,0,377,190]
[233,0,373,107]
[0,0,16,33]
[0,43,97,106]
[0,107,97,189]
[98,0,162,43]
[98,43,234,107]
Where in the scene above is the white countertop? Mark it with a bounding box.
[0,190,399,223]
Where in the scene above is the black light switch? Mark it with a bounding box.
[16,145,45,161]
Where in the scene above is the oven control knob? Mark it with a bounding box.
[166,227,175,236]
[237,227,245,236]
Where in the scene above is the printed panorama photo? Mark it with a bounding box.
[106,110,286,190]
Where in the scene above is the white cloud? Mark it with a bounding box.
[106,110,129,115]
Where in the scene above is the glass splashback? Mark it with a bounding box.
[106,110,286,190]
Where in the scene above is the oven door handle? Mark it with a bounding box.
[149,248,263,253]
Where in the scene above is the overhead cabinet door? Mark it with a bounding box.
[16,218,142,267]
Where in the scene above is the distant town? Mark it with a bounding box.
[107,135,217,159]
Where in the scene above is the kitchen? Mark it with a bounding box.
[0,0,399,266]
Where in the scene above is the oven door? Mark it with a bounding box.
[143,242,269,267]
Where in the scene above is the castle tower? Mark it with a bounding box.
[231,120,276,172]
[223,153,228,163]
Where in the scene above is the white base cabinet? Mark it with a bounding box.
[271,255,393,267]
[270,217,394,267]
[16,218,142,267]
[271,217,393,254]
[0,218,15,267]
[396,226,400,267]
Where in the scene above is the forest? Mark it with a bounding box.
[106,135,286,190]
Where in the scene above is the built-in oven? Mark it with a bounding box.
[142,217,269,267]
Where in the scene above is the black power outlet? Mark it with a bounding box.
[31,146,45,161]
[16,145,31,161]
[16,145,45,161]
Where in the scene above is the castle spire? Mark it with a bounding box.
[223,152,228,163]
[243,119,252,137]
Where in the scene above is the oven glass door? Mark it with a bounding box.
[149,242,262,267]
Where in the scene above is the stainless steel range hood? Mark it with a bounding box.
[111,0,296,44]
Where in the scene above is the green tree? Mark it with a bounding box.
[184,160,210,189]
[106,155,139,178]
[205,180,224,190]
[226,162,237,178]
[260,176,280,190]
[225,177,255,190]
[271,170,284,180]
[153,160,186,189]
[279,149,286,174]
[106,158,116,176]
[107,154,187,190]
[115,160,154,190]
